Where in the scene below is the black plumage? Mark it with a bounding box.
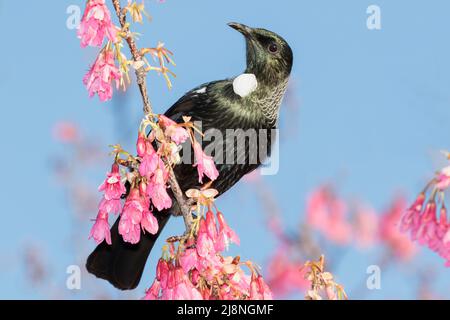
[86,22,293,290]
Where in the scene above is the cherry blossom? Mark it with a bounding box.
[266,248,309,296]
[353,205,379,248]
[193,141,219,183]
[400,165,450,266]
[144,204,272,300]
[250,273,273,300]
[83,48,122,102]
[306,186,352,245]
[147,168,172,211]
[89,210,111,245]
[119,188,159,244]
[98,163,126,200]
[159,115,189,145]
[78,0,118,48]
[379,197,416,261]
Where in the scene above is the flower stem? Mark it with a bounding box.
[111,0,193,233]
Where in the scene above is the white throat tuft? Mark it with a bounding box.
[232,73,258,97]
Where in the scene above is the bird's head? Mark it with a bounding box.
[228,22,293,85]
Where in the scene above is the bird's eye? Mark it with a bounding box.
[268,43,278,54]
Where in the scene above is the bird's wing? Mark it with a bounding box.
[164,80,228,122]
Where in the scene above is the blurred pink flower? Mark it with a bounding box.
[78,0,117,48]
[52,122,79,143]
[243,169,262,183]
[89,210,111,245]
[193,141,219,183]
[159,115,189,145]
[353,205,379,248]
[435,166,450,190]
[379,197,416,261]
[306,186,352,245]
[83,49,121,102]
[266,248,309,296]
[98,163,126,200]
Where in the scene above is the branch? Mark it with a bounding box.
[112,0,152,115]
[111,0,193,233]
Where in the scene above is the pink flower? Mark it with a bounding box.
[400,193,425,234]
[428,206,448,261]
[414,201,437,246]
[205,210,218,241]
[52,121,79,143]
[379,197,416,261]
[118,188,145,244]
[216,212,240,251]
[139,142,163,178]
[306,186,352,245]
[143,279,160,300]
[179,248,199,273]
[148,260,203,300]
[78,0,117,48]
[401,190,450,266]
[141,209,159,235]
[145,210,270,300]
[159,115,189,145]
[136,131,147,157]
[119,216,141,244]
[98,163,126,200]
[250,274,273,300]
[325,285,337,300]
[353,205,379,248]
[436,166,450,190]
[89,210,111,245]
[156,258,170,288]
[147,168,172,211]
[266,248,309,297]
[193,141,219,183]
[196,219,216,258]
[99,197,122,215]
[83,49,121,102]
[172,267,202,300]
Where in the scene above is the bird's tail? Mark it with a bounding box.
[86,210,171,290]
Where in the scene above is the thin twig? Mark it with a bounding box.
[111,0,193,233]
[112,0,152,115]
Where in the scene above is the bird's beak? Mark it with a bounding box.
[228,22,254,39]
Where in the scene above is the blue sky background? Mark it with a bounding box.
[1,0,450,299]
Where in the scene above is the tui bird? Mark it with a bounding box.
[86,22,293,290]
